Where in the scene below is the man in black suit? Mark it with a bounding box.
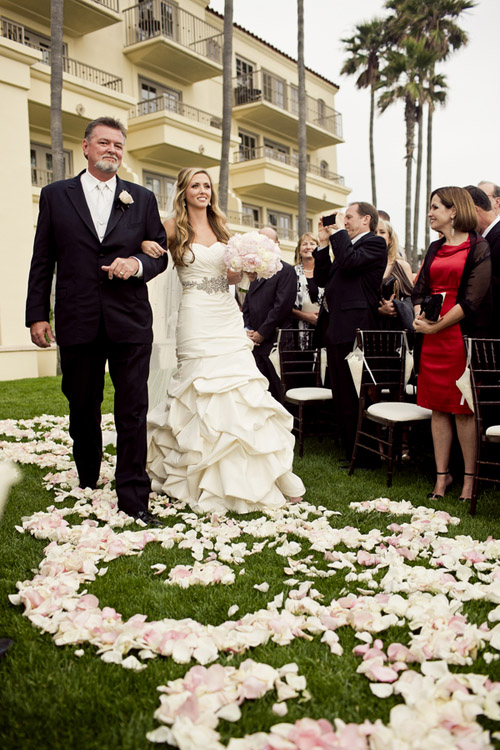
[242,227,296,402]
[314,202,387,459]
[26,117,168,525]
[465,185,500,336]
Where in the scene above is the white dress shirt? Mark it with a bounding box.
[80,170,116,241]
[80,170,142,276]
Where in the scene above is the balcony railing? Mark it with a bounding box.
[233,69,343,139]
[92,0,119,10]
[123,1,222,64]
[129,95,222,129]
[31,167,72,188]
[0,17,123,91]
[227,212,296,242]
[234,146,345,187]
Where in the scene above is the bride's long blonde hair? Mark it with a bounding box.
[170,167,231,266]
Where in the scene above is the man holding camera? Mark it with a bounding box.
[314,203,387,460]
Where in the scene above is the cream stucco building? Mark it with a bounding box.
[0,0,349,380]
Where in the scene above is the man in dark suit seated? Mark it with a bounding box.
[465,184,500,336]
[26,116,168,526]
[242,227,297,403]
[314,202,387,460]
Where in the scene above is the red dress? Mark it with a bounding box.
[417,240,472,414]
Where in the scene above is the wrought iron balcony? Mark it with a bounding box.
[0,18,123,91]
[123,1,223,78]
[0,1,120,36]
[129,95,222,129]
[31,167,72,188]
[233,69,343,145]
[226,211,296,241]
[234,146,345,186]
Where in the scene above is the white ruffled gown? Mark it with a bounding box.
[147,242,305,514]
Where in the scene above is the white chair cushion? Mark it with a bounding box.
[367,401,432,421]
[485,425,500,437]
[285,387,333,403]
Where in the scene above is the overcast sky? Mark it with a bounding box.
[209,0,499,252]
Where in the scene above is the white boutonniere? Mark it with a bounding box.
[118,190,134,206]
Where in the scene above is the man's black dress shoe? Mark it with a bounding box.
[131,510,163,528]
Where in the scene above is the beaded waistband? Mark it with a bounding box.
[181,275,229,294]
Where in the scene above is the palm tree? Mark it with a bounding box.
[341,19,387,206]
[218,0,233,214]
[50,0,64,183]
[385,0,474,250]
[378,38,435,266]
[297,0,307,237]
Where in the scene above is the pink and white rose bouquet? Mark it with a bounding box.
[223,230,282,279]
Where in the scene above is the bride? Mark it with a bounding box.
[142,167,305,514]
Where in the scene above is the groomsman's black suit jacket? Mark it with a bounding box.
[485,221,500,335]
[26,171,168,344]
[242,261,297,355]
[313,229,387,346]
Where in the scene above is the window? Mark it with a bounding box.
[21,26,67,63]
[144,171,176,212]
[137,1,177,40]
[290,85,299,116]
[320,160,329,177]
[30,143,72,187]
[139,77,181,114]
[264,138,289,164]
[236,57,254,88]
[263,71,287,109]
[238,131,257,161]
[242,203,260,227]
[267,210,293,241]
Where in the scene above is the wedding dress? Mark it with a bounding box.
[147,242,305,514]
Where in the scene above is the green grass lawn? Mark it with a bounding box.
[0,376,499,750]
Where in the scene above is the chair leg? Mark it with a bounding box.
[386,424,395,488]
[469,458,480,516]
[298,403,304,458]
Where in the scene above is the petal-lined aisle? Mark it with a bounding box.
[1,415,500,749]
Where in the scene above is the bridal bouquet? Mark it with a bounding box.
[223,231,282,279]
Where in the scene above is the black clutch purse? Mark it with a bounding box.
[381,276,399,300]
[420,293,445,322]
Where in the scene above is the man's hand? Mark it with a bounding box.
[247,330,264,345]
[101,257,140,280]
[30,321,55,348]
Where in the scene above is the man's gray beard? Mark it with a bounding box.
[95,157,118,173]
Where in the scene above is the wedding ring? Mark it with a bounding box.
[119,271,124,276]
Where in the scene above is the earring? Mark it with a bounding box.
[183,200,187,208]
[451,217,455,238]
[208,202,211,207]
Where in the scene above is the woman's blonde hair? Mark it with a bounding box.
[170,167,231,266]
[294,232,318,265]
[378,219,400,264]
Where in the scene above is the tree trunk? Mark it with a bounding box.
[50,0,64,376]
[404,95,415,266]
[369,81,377,206]
[412,102,423,266]
[50,0,64,183]
[425,100,433,251]
[297,0,307,237]
[218,0,233,214]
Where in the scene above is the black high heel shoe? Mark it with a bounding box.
[459,472,474,502]
[427,470,453,500]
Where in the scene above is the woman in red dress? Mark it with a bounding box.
[413,186,492,503]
